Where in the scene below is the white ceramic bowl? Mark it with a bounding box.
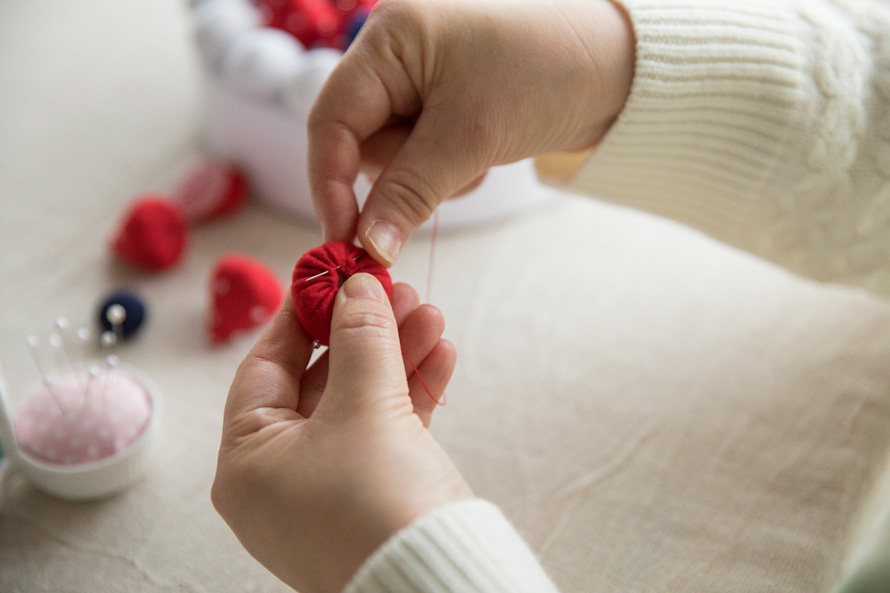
[12,364,162,501]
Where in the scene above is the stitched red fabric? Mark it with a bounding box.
[111,196,188,272]
[210,254,284,344]
[292,241,392,345]
[175,161,248,223]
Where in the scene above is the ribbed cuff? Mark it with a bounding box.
[344,499,560,593]
[571,0,805,245]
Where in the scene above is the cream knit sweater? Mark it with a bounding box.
[346,1,890,592]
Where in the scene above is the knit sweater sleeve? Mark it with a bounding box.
[565,0,890,295]
[343,499,560,593]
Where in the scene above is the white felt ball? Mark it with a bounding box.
[221,27,306,102]
[283,48,342,115]
[192,0,261,71]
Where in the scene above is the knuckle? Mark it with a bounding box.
[335,307,396,337]
[379,169,439,225]
[362,0,432,71]
[371,0,427,27]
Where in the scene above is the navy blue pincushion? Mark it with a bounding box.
[97,291,146,340]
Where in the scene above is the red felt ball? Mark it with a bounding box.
[111,196,188,272]
[258,0,341,48]
[257,0,290,30]
[175,161,248,223]
[210,254,284,344]
[291,241,392,345]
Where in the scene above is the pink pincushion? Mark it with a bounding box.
[14,369,152,466]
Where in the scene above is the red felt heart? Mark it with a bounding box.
[111,196,188,272]
[291,241,392,346]
[175,161,248,223]
[210,254,284,344]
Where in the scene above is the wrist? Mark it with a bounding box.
[601,0,636,120]
[561,0,636,151]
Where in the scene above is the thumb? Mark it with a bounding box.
[357,109,490,265]
[317,273,408,417]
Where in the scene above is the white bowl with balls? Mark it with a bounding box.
[189,0,557,231]
[0,364,161,500]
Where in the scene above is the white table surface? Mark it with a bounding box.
[2,2,890,592]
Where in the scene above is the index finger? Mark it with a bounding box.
[307,23,421,242]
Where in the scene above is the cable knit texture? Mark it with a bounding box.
[571,0,890,296]
[345,500,559,593]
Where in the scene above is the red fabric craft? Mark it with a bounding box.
[111,196,188,271]
[292,241,392,345]
[259,0,341,48]
[175,161,248,223]
[210,254,284,344]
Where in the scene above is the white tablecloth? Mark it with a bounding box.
[2,2,889,592]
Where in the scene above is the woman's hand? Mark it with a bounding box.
[308,0,635,265]
[212,275,472,593]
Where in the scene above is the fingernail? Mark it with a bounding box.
[365,220,403,265]
[343,273,384,302]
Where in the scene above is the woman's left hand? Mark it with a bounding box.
[212,275,473,593]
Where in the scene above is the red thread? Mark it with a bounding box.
[402,348,446,406]
[426,210,439,304]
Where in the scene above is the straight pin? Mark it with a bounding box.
[51,323,88,403]
[106,304,126,346]
[100,355,120,410]
[75,327,91,367]
[86,364,101,409]
[301,255,365,283]
[25,335,65,411]
[303,267,337,282]
[97,332,118,411]
[100,331,117,352]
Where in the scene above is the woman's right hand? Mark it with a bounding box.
[308,0,635,265]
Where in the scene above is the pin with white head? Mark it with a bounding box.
[106,304,126,347]
[84,364,100,407]
[52,318,88,400]
[48,332,68,372]
[54,317,76,366]
[100,354,120,409]
[97,331,119,410]
[75,327,91,367]
[25,335,64,411]
[54,316,70,333]
[74,326,95,403]
[100,331,118,375]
